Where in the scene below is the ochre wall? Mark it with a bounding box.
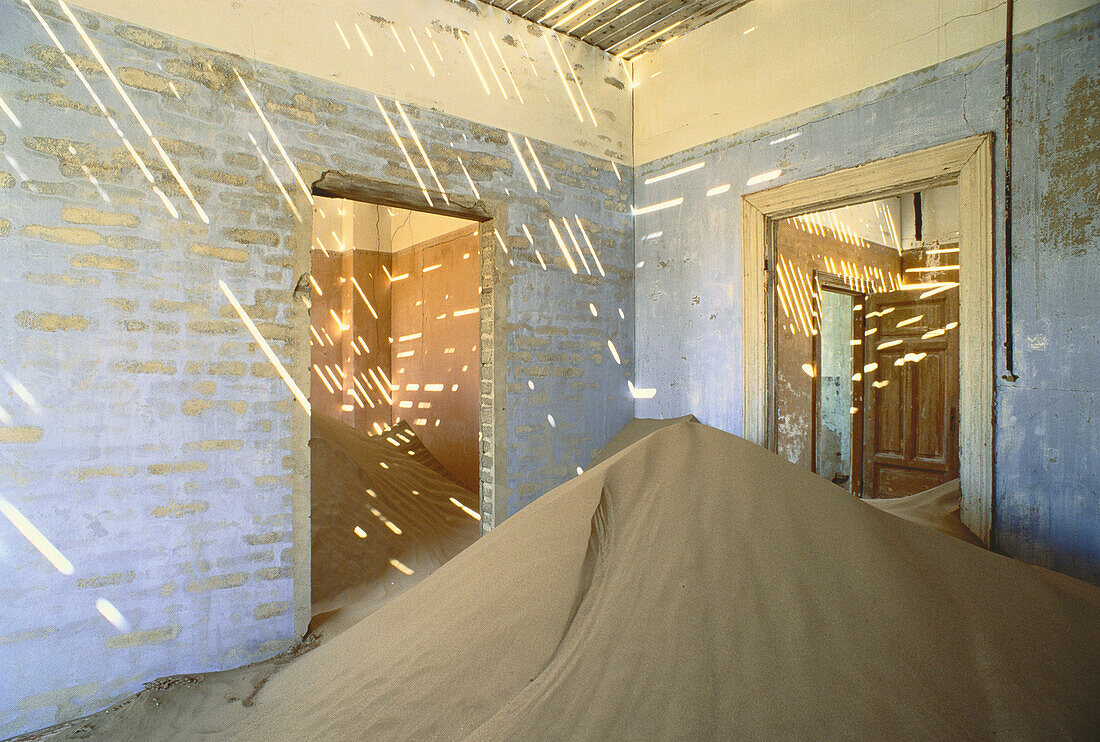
[391,225,481,490]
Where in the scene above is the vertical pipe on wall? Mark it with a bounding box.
[1002,0,1018,383]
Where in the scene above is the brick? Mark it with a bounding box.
[114,360,176,374]
[147,460,208,475]
[0,426,43,444]
[252,601,290,620]
[150,501,210,517]
[23,224,103,245]
[15,311,91,332]
[105,625,180,649]
[185,573,249,592]
[70,253,138,272]
[190,242,249,263]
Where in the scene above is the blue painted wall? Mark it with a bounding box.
[634,7,1099,584]
[0,1,633,735]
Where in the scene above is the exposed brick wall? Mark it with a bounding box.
[0,1,633,736]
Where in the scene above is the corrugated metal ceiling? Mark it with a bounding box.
[485,0,754,59]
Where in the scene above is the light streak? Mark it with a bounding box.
[354,526,367,538]
[423,263,441,273]
[395,101,447,203]
[0,92,21,127]
[349,277,379,318]
[542,34,584,123]
[583,2,642,41]
[589,303,598,316]
[325,365,341,389]
[452,308,478,317]
[516,35,539,77]
[632,197,683,215]
[745,169,782,186]
[554,35,597,126]
[575,216,604,276]
[535,250,547,270]
[368,368,393,404]
[398,332,422,342]
[769,131,803,145]
[522,223,535,244]
[95,598,130,632]
[374,96,432,207]
[408,27,435,77]
[219,280,310,414]
[489,34,523,103]
[329,308,348,331]
[3,373,41,413]
[555,0,602,29]
[474,31,508,99]
[314,365,333,393]
[389,558,414,575]
[895,315,923,327]
[493,227,509,255]
[643,161,703,185]
[457,156,480,199]
[449,496,481,520]
[308,274,323,296]
[607,339,621,364]
[354,22,374,55]
[548,219,577,273]
[334,21,351,49]
[628,380,656,399]
[706,183,731,197]
[59,0,209,222]
[508,132,538,192]
[611,160,621,181]
[616,20,685,58]
[562,217,590,274]
[0,496,74,574]
[247,132,302,221]
[234,70,313,205]
[525,138,552,190]
[742,26,757,35]
[460,32,491,95]
[388,23,409,54]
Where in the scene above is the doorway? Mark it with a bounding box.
[741,134,993,540]
[773,191,962,500]
[306,193,485,627]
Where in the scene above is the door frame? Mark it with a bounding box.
[741,134,994,543]
[287,168,505,635]
[811,271,866,495]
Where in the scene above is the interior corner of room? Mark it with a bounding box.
[0,0,1097,738]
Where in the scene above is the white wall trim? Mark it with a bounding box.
[741,134,994,543]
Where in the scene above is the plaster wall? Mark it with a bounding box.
[70,0,633,163]
[633,6,1100,584]
[0,0,633,735]
[632,0,1095,163]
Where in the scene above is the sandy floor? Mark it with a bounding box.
[15,418,1100,740]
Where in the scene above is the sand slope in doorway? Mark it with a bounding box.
[310,414,480,632]
[18,419,1100,741]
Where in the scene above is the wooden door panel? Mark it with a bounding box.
[870,350,905,458]
[914,349,947,460]
[863,287,959,499]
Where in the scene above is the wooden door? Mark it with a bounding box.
[862,287,959,498]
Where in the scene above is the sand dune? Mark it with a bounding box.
[18,418,1100,740]
[309,414,480,632]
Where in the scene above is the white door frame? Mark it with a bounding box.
[741,134,994,543]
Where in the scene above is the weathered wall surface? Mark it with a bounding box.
[391,224,482,490]
[70,0,633,163]
[633,7,1099,583]
[632,0,1095,163]
[0,0,633,736]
